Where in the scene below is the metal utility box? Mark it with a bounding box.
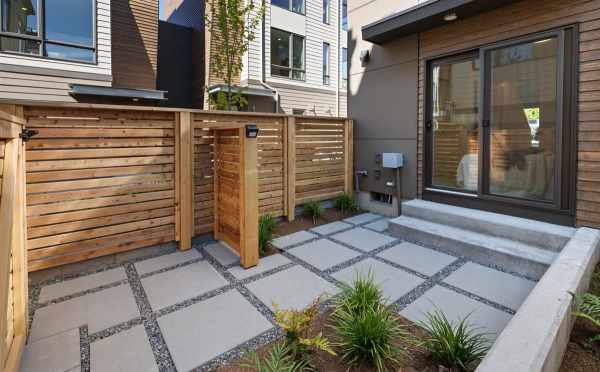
[382,153,403,168]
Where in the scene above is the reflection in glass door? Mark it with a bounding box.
[430,55,480,192]
[487,37,558,202]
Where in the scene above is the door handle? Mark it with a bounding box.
[425,121,432,131]
[482,119,490,128]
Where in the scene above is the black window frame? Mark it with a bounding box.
[272,0,305,16]
[0,0,97,64]
[270,27,306,82]
[422,25,578,226]
[323,42,330,85]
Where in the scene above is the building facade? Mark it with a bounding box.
[0,0,164,104]
[164,0,348,116]
[350,0,600,229]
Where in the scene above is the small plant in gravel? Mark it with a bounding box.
[274,296,336,365]
[416,309,491,371]
[331,271,407,372]
[259,214,278,256]
[335,193,358,215]
[303,201,323,224]
[242,343,311,371]
[571,292,600,343]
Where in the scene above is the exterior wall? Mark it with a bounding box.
[414,0,600,228]
[162,0,205,107]
[0,0,112,102]
[111,0,159,90]
[348,0,420,214]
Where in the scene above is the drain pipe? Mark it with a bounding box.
[260,0,280,113]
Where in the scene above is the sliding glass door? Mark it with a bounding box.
[485,36,559,204]
[425,27,576,223]
[430,54,480,192]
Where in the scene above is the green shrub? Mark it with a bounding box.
[337,270,383,316]
[242,343,311,372]
[417,309,490,371]
[335,193,358,215]
[303,201,323,224]
[274,297,336,361]
[332,271,407,371]
[259,214,278,256]
[571,292,600,343]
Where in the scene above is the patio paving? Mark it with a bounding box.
[24,211,539,371]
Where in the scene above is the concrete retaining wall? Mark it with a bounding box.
[476,227,600,372]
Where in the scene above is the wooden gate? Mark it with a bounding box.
[0,110,27,372]
[213,126,258,268]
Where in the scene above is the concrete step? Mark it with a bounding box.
[388,215,558,280]
[401,200,575,252]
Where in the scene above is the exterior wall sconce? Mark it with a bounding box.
[246,124,259,138]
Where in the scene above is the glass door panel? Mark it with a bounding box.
[431,56,480,191]
[488,37,558,202]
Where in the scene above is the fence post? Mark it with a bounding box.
[178,111,193,250]
[240,128,259,268]
[344,119,354,196]
[286,116,296,221]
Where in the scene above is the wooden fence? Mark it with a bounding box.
[0,110,27,372]
[6,103,353,272]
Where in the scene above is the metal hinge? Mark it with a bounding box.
[20,128,39,142]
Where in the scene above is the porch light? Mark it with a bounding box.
[246,124,259,138]
[443,13,457,21]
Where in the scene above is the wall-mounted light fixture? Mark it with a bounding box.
[246,124,259,138]
[444,12,457,21]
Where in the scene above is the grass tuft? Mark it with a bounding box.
[303,201,323,224]
[334,193,358,215]
[417,309,491,371]
[258,214,278,256]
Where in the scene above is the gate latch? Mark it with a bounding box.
[20,128,39,142]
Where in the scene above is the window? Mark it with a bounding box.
[341,0,347,31]
[0,0,95,63]
[322,0,329,24]
[272,0,304,15]
[322,42,330,85]
[292,108,305,115]
[341,47,347,88]
[271,28,305,81]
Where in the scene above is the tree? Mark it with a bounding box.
[205,0,264,110]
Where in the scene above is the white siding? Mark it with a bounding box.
[0,0,112,78]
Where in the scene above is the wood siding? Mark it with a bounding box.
[416,0,600,228]
[111,0,159,90]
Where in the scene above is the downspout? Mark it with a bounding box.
[335,0,340,116]
[259,0,280,113]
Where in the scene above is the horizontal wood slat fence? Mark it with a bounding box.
[2,104,352,272]
[0,109,28,372]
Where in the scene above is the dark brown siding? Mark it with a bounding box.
[416,0,600,228]
[111,0,159,90]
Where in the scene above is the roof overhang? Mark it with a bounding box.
[362,0,521,44]
[69,84,167,101]
[208,84,276,98]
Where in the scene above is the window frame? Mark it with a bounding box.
[422,25,578,226]
[323,42,330,85]
[272,0,305,16]
[0,0,98,64]
[341,0,347,31]
[270,27,306,81]
[322,0,329,24]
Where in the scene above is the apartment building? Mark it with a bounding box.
[164,0,348,116]
[0,0,164,104]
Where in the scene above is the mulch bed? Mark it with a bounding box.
[217,308,441,372]
[559,263,600,372]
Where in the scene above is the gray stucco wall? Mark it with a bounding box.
[348,1,419,212]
